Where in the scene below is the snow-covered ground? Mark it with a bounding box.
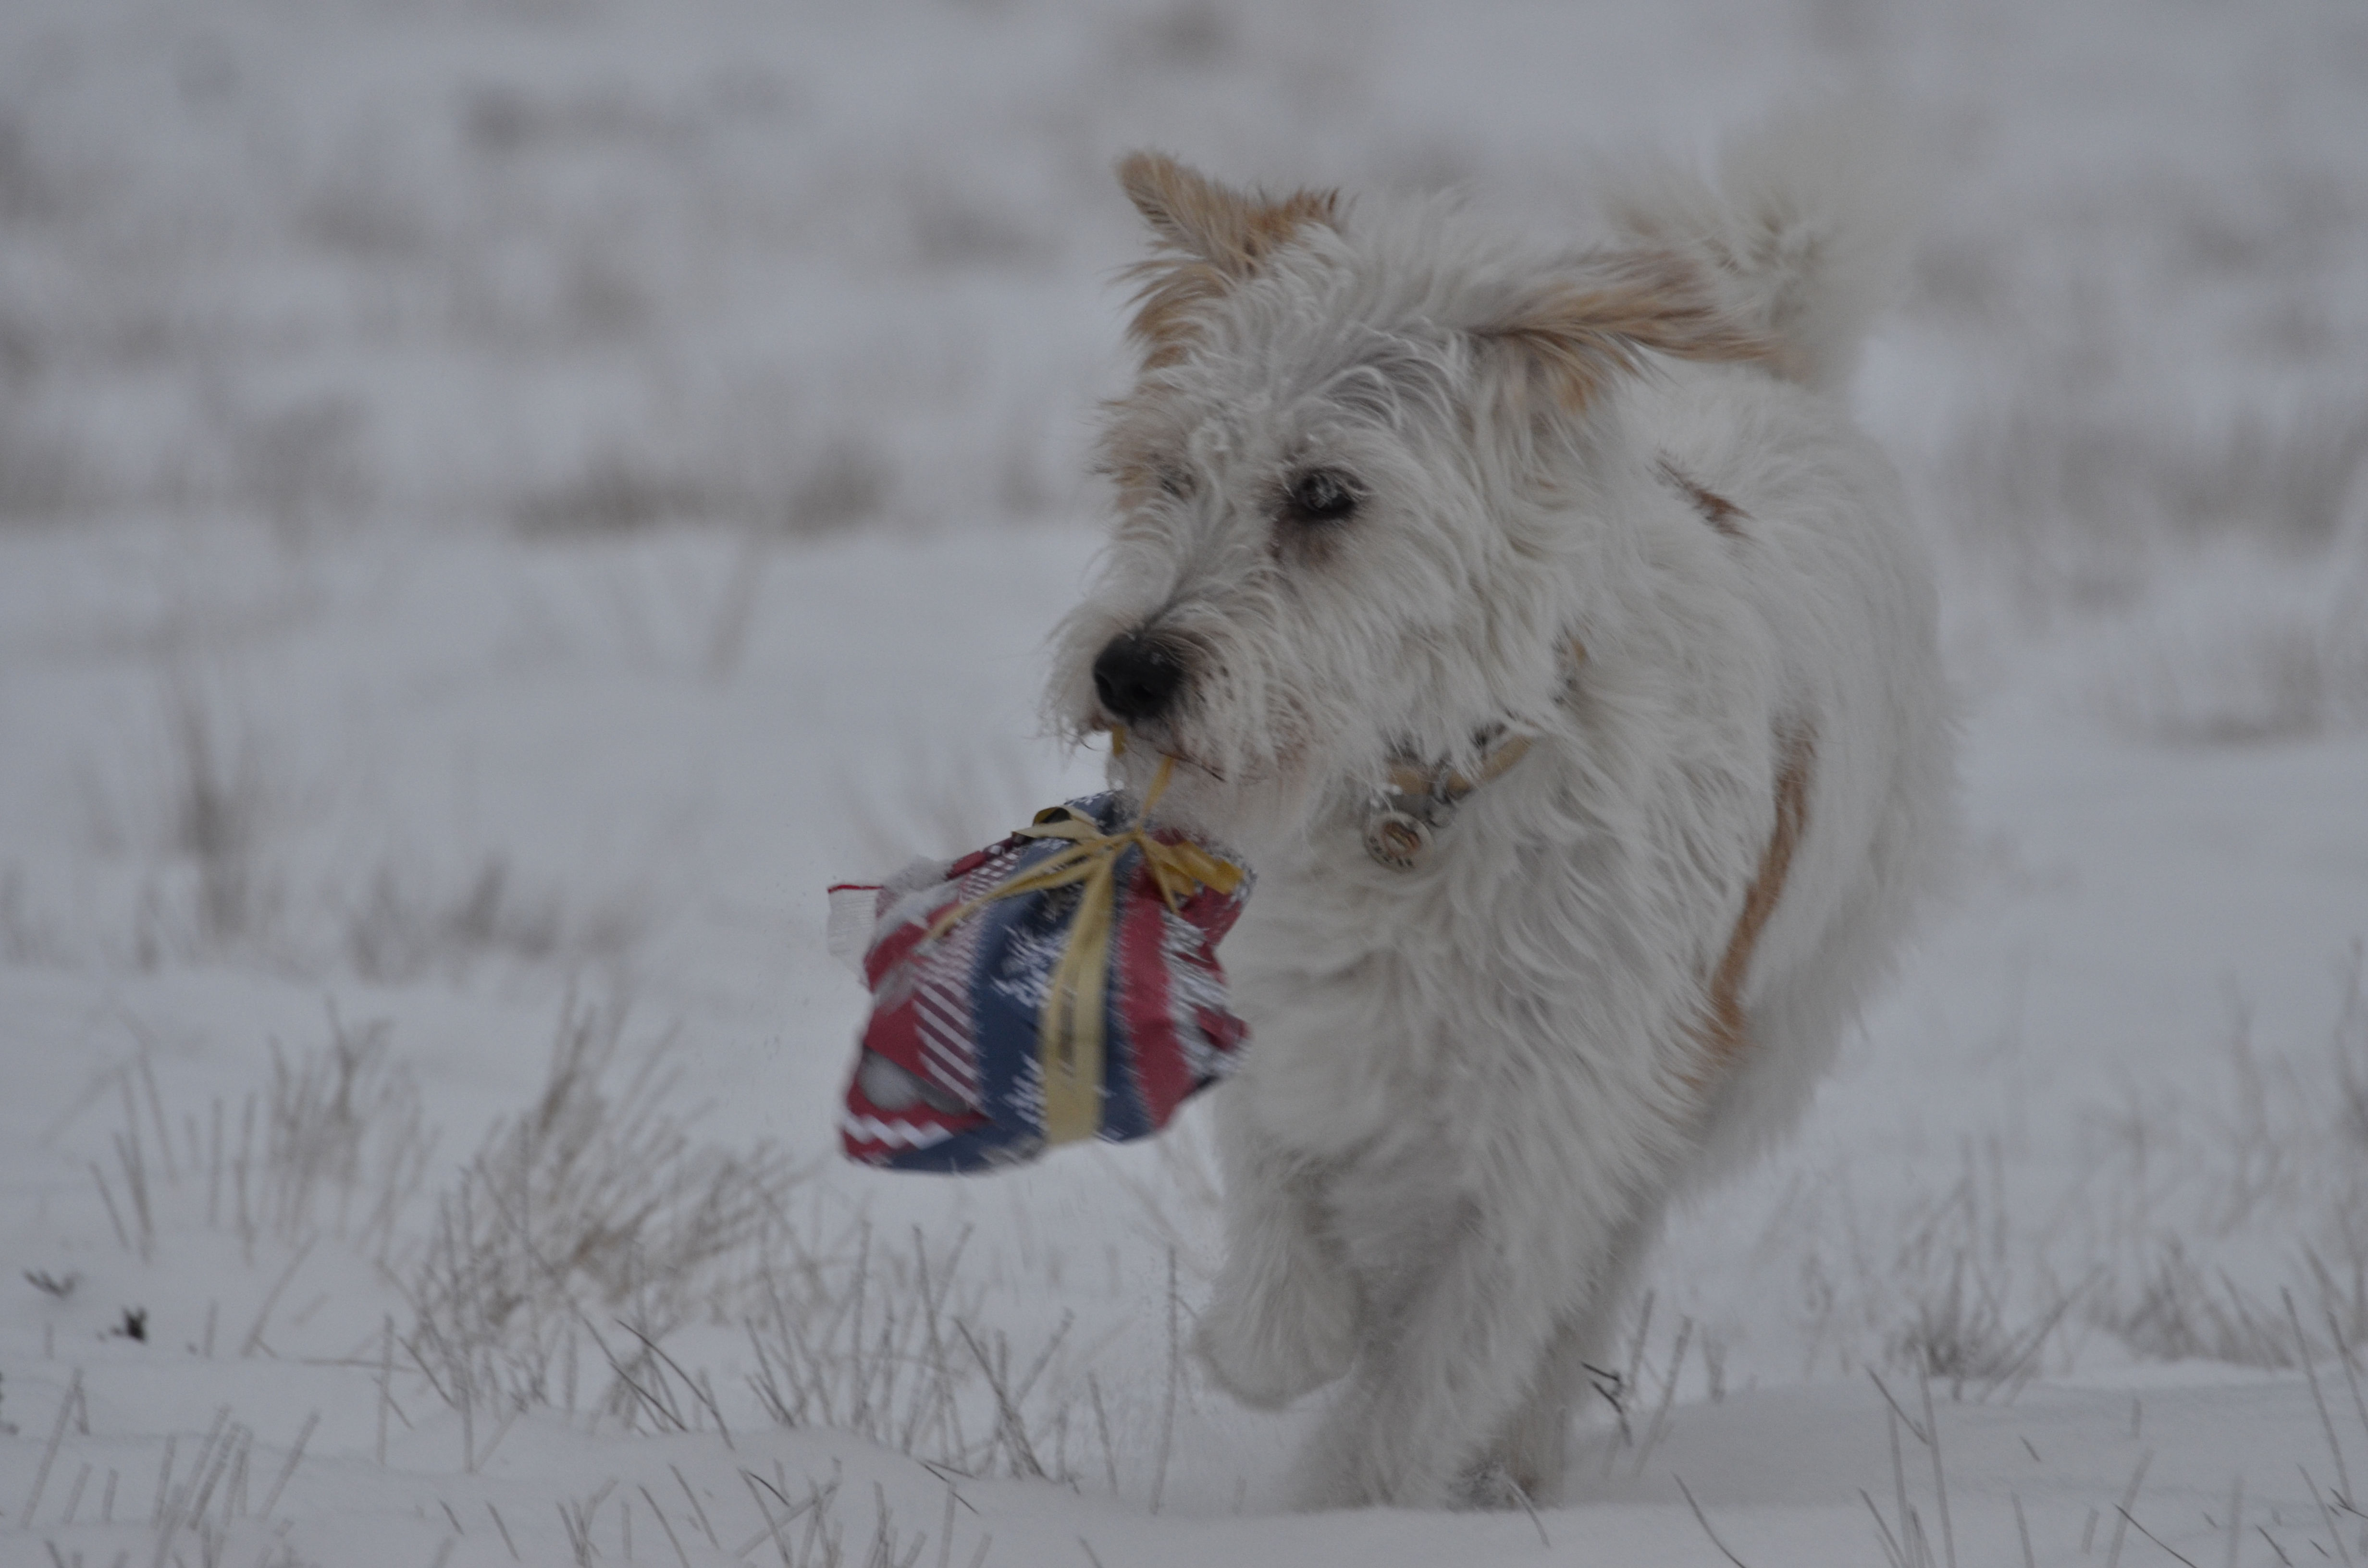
[5,1,2368,1564]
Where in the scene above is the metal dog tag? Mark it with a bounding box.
[1362,807,1434,871]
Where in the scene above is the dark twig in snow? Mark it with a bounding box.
[1676,1476,1751,1568]
[239,1239,315,1357]
[2106,1449,2155,1568]
[1888,1407,1917,1568]
[1087,1373,1119,1495]
[150,1435,177,1529]
[639,1484,692,1568]
[1606,1291,1656,1466]
[670,1464,720,1549]
[257,1410,317,1521]
[729,1468,826,1559]
[2305,1465,2356,1568]
[957,1322,1044,1480]
[1923,1372,1958,1568]
[1869,1371,1929,1446]
[739,1478,795,1568]
[2295,1289,2355,1504]
[1860,1489,1908,1568]
[617,1318,734,1448]
[488,1502,521,1563]
[1633,1316,1692,1479]
[2112,1506,2197,1563]
[89,1163,130,1253]
[2327,1305,2368,1476]
[21,1368,80,1526]
[1507,1477,1552,1548]
[2116,1506,2202,1568]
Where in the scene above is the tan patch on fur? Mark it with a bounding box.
[1116,151,1340,368]
[1097,412,1172,513]
[1654,456,1749,538]
[1479,250,1776,413]
[1690,727,1815,1090]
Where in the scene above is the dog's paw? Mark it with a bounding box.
[1456,1453,1566,1512]
[1290,1409,1454,1511]
[1288,1441,1375,1511]
[1472,1395,1576,1508]
[1192,1272,1354,1410]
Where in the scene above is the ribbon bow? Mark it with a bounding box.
[925,754,1244,1146]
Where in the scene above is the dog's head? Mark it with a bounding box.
[1048,153,1768,846]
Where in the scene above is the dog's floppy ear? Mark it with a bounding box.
[1477,250,1776,413]
[1117,151,1339,367]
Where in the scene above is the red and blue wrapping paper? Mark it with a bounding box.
[837,792,1252,1173]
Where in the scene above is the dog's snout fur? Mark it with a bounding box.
[1091,631,1189,725]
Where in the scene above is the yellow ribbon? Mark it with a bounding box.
[924,753,1244,1147]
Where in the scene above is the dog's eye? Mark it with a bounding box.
[1283,468,1359,525]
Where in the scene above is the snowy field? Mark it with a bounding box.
[5,0,2368,1564]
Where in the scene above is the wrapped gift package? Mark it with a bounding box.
[830,784,1251,1173]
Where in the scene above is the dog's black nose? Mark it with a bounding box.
[1092,633,1188,724]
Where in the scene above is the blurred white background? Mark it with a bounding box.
[4,4,2368,1565]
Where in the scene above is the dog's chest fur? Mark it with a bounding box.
[1222,747,1756,1185]
[1215,464,1791,1173]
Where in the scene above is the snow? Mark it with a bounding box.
[5,0,2368,1563]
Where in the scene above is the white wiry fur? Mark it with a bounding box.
[1047,106,1955,1511]
[1593,102,1928,397]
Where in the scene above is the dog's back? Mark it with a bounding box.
[1604,107,1957,1184]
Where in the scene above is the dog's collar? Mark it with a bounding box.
[1361,728,1535,871]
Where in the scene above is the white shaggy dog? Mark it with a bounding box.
[1048,108,1956,1510]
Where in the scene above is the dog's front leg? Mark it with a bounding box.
[1192,1085,1358,1409]
[1293,1199,1575,1510]
[1480,1197,1669,1505]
